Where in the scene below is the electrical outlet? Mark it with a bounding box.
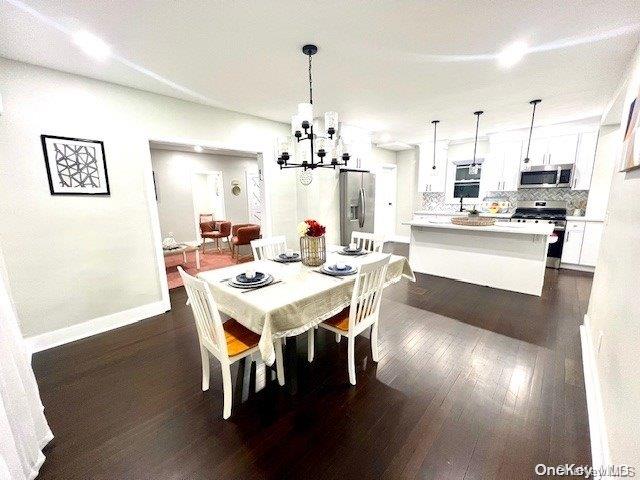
[596,330,604,354]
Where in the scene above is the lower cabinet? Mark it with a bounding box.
[561,220,604,267]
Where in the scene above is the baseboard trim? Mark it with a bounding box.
[561,263,595,273]
[580,314,610,471]
[24,301,167,354]
[388,235,410,244]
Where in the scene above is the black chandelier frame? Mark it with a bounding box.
[277,44,350,170]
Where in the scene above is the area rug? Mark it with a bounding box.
[164,248,251,289]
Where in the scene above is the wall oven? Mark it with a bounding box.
[519,164,573,188]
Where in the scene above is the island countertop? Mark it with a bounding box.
[404,220,554,236]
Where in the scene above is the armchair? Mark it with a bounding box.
[200,220,232,254]
[231,224,261,260]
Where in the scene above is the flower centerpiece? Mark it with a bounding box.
[298,219,326,266]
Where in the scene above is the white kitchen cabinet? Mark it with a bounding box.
[579,222,604,267]
[562,220,585,264]
[418,141,448,192]
[521,134,579,168]
[572,131,598,191]
[482,140,522,193]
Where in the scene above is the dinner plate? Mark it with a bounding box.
[339,248,367,256]
[321,264,356,276]
[235,272,266,284]
[228,274,274,289]
[275,253,301,263]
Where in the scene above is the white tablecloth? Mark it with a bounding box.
[198,247,415,365]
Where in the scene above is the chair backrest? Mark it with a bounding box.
[350,231,384,253]
[348,255,390,332]
[251,236,287,260]
[178,267,228,359]
[199,213,214,224]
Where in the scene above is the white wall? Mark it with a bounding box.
[0,57,294,340]
[585,43,640,468]
[151,149,258,242]
[395,147,419,238]
[585,125,620,220]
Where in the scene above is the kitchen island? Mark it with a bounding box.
[406,219,554,296]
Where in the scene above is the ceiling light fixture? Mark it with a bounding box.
[276,44,350,170]
[496,40,528,68]
[523,99,542,164]
[73,30,111,61]
[193,145,203,153]
[470,111,483,174]
[431,120,439,170]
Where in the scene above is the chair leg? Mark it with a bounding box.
[221,361,232,419]
[274,339,285,386]
[371,321,380,362]
[227,237,233,255]
[335,332,341,343]
[348,336,356,385]
[307,328,314,363]
[200,346,210,391]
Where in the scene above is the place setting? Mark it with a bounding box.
[224,268,282,293]
[313,261,357,280]
[336,241,369,257]
[270,249,302,264]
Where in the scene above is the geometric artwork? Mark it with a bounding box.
[41,135,110,195]
[621,85,640,172]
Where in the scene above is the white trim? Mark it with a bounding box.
[580,314,610,473]
[388,235,410,244]
[560,263,596,273]
[24,301,167,354]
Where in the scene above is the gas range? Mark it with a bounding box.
[510,201,567,269]
[510,201,567,229]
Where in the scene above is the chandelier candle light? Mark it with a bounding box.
[277,44,350,170]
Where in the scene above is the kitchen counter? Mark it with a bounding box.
[405,220,553,236]
[565,216,605,222]
[413,210,514,218]
[406,219,552,296]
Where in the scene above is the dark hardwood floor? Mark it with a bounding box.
[33,243,593,479]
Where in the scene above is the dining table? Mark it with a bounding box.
[197,245,415,365]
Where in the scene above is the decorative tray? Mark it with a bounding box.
[451,216,496,227]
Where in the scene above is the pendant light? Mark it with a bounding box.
[470,110,483,174]
[523,99,541,164]
[431,120,439,169]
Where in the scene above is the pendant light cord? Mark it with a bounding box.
[308,53,313,105]
[431,120,439,170]
[524,99,541,162]
[472,111,483,166]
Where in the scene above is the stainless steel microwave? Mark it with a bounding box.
[519,164,574,188]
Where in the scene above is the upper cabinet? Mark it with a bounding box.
[521,134,579,167]
[481,139,522,193]
[418,141,448,192]
[572,130,598,191]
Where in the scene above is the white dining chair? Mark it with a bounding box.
[178,267,283,418]
[251,235,287,260]
[350,231,384,253]
[316,254,391,385]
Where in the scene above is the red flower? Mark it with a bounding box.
[304,219,326,237]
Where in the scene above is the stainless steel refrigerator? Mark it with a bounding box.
[339,169,376,246]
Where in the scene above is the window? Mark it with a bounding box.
[453,163,481,199]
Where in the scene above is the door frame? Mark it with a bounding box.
[191,170,226,243]
[145,136,272,311]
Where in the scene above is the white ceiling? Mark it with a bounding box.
[1,0,639,144]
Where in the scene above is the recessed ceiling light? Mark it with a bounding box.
[496,41,528,68]
[193,145,203,153]
[73,31,111,61]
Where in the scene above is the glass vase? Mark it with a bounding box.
[300,235,326,267]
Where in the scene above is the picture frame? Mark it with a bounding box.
[621,86,640,172]
[41,134,110,195]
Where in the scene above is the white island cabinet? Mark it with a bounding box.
[406,220,553,296]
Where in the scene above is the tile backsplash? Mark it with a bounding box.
[419,189,589,213]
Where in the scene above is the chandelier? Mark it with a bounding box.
[277,44,350,170]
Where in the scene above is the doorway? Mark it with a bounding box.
[378,164,397,239]
[192,171,225,243]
